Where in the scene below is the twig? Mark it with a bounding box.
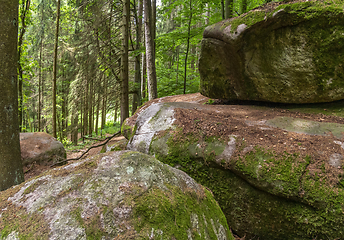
[82,136,107,141]
[50,131,121,167]
[24,161,36,173]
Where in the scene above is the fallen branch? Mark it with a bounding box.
[82,136,106,141]
[50,131,121,167]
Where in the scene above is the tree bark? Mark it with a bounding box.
[0,0,25,190]
[141,51,146,100]
[183,0,192,94]
[241,0,247,14]
[121,0,130,124]
[17,0,30,132]
[38,34,43,132]
[144,0,157,100]
[132,0,143,114]
[83,80,88,136]
[225,0,233,19]
[88,75,93,136]
[101,77,107,131]
[52,0,61,138]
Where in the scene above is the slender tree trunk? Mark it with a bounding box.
[114,101,118,125]
[17,0,30,132]
[83,81,88,136]
[101,76,107,131]
[95,93,100,135]
[88,77,93,136]
[190,45,195,71]
[176,46,179,84]
[80,100,83,137]
[0,0,25,190]
[241,0,247,14]
[221,0,225,20]
[141,51,146,100]
[205,3,210,25]
[132,0,143,114]
[151,0,156,60]
[18,65,23,131]
[38,36,43,132]
[183,0,192,94]
[225,0,233,19]
[121,0,130,124]
[71,111,78,146]
[144,0,157,100]
[52,0,61,138]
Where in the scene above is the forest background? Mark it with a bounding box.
[18,0,284,146]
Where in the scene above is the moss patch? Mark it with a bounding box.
[132,185,233,240]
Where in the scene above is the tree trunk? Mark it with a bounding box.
[71,111,78,146]
[38,35,43,132]
[101,76,107,131]
[225,0,233,19]
[52,0,61,138]
[95,93,100,135]
[141,51,146,99]
[132,0,143,114]
[176,46,179,84]
[114,101,118,125]
[241,0,247,14]
[0,0,25,190]
[88,77,93,136]
[144,0,157,100]
[17,0,30,132]
[121,0,130,124]
[80,100,83,137]
[83,81,88,136]
[183,0,192,94]
[205,3,210,25]
[151,0,156,60]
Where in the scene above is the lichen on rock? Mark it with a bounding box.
[0,150,233,240]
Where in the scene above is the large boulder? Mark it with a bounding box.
[0,150,233,240]
[199,0,344,103]
[20,132,66,166]
[124,101,344,239]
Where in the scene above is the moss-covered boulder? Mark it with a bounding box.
[199,0,344,103]
[0,150,233,240]
[125,101,344,239]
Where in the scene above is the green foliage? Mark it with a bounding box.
[100,122,121,135]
